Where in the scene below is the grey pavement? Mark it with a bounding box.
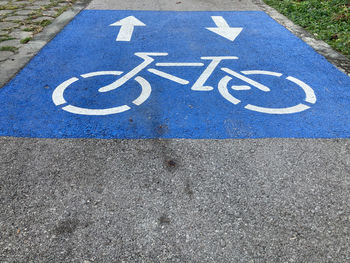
[2,138,350,262]
[1,0,350,262]
[86,0,260,11]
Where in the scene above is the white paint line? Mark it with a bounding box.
[218,76,241,105]
[62,104,131,115]
[99,52,168,93]
[191,60,219,91]
[81,71,123,78]
[211,16,230,28]
[201,56,238,60]
[135,52,169,58]
[148,68,189,85]
[241,70,282,77]
[156,63,204,67]
[191,57,238,91]
[231,85,251,91]
[245,103,310,114]
[52,77,78,106]
[221,68,271,92]
[287,76,316,104]
[116,25,136,41]
[206,16,243,42]
[132,76,151,106]
[110,16,145,42]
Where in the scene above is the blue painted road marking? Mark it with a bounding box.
[1,10,350,139]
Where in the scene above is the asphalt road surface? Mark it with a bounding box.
[1,0,350,262]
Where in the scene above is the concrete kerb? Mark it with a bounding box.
[0,0,91,88]
[253,0,350,76]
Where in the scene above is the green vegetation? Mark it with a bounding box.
[0,46,18,52]
[23,27,36,32]
[38,19,52,27]
[0,36,16,42]
[0,4,21,11]
[55,6,69,17]
[264,0,350,59]
[0,0,79,57]
[28,10,43,20]
[20,37,31,44]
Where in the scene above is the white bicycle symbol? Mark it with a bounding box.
[52,52,316,115]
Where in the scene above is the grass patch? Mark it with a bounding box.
[23,27,35,32]
[28,10,43,19]
[55,6,68,17]
[0,37,16,42]
[43,1,61,11]
[0,5,20,10]
[21,23,43,34]
[264,0,350,59]
[0,46,18,52]
[38,19,52,27]
[20,37,32,44]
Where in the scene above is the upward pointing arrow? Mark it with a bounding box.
[206,16,243,42]
[110,16,146,42]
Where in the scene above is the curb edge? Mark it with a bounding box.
[252,0,350,76]
[0,0,91,88]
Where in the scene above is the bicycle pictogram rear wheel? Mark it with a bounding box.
[52,71,151,116]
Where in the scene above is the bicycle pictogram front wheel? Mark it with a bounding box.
[218,69,316,114]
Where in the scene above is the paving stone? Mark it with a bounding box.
[42,10,57,17]
[16,0,33,4]
[0,0,80,68]
[0,50,13,61]
[0,29,9,35]
[9,30,32,39]
[25,5,44,10]
[15,10,34,16]
[0,39,20,47]
[19,25,37,31]
[33,16,53,23]
[18,0,33,3]
[0,22,17,30]
[31,0,52,5]
[0,10,13,16]
[3,15,28,21]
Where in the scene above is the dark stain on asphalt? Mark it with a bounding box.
[184,180,194,197]
[165,159,179,172]
[167,159,176,167]
[54,218,79,235]
[150,139,182,172]
[95,184,104,194]
[159,215,171,225]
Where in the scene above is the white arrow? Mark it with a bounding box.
[110,16,146,42]
[206,16,243,42]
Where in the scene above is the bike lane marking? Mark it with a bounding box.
[0,10,350,139]
[206,16,243,41]
[110,16,146,42]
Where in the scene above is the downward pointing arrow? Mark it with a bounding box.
[110,16,146,42]
[206,16,243,42]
